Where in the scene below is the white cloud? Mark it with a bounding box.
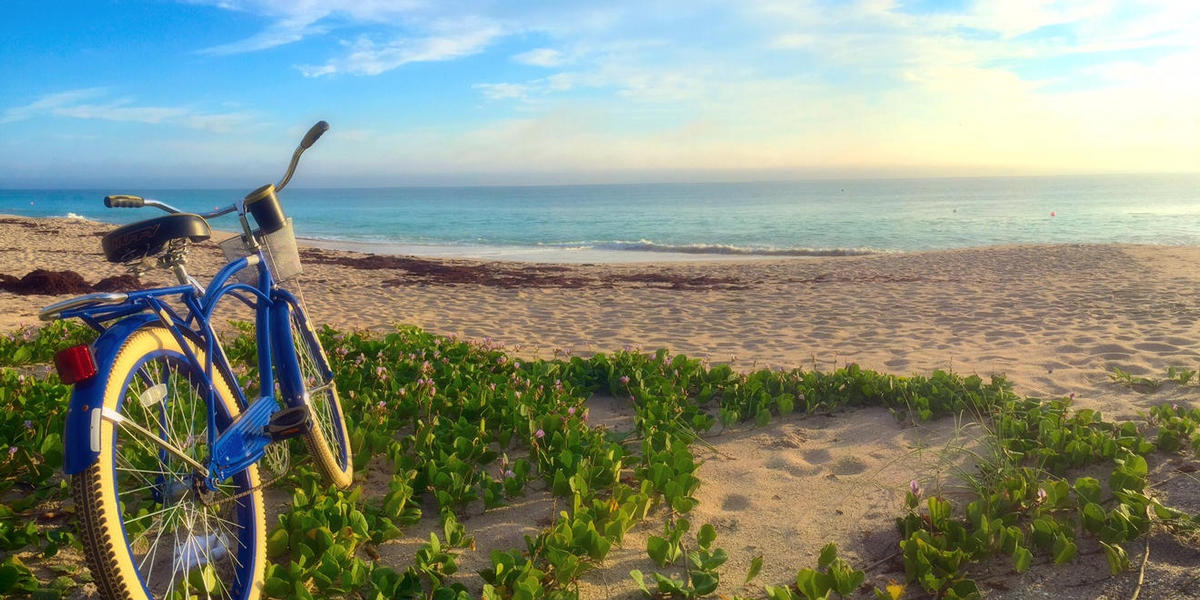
[145,1,1200,177]
[0,88,108,123]
[513,48,565,67]
[474,82,530,100]
[201,16,327,55]
[1,89,258,132]
[192,0,425,54]
[299,21,502,76]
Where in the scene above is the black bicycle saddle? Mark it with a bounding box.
[101,214,211,263]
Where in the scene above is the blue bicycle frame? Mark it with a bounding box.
[57,247,321,491]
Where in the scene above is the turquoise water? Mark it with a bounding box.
[2,175,1197,262]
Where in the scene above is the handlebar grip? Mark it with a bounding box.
[299,121,329,149]
[104,195,145,208]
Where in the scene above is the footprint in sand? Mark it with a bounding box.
[830,456,867,476]
[765,455,818,477]
[1091,343,1134,355]
[1134,342,1180,354]
[803,448,832,464]
[722,494,751,511]
[762,432,805,449]
[1160,336,1193,346]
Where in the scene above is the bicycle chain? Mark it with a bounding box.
[201,456,309,508]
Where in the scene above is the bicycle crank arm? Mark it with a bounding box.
[99,408,208,474]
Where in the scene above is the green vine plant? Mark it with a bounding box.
[761,543,865,600]
[1,321,1198,600]
[630,522,733,599]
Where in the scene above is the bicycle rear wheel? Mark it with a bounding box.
[73,326,266,600]
[289,311,353,488]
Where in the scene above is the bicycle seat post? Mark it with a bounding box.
[160,240,204,295]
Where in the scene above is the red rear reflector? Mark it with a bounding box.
[54,345,97,384]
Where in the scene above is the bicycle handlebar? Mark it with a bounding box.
[104,195,144,208]
[104,195,183,214]
[277,120,329,193]
[103,121,328,216]
[300,121,329,150]
[200,204,239,219]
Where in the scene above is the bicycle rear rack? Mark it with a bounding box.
[39,293,129,321]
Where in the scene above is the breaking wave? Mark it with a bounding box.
[578,240,881,257]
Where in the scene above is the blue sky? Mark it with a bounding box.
[1,1,1197,187]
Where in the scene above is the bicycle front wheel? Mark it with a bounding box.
[73,326,266,600]
[289,311,353,488]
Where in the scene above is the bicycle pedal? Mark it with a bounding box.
[266,406,313,441]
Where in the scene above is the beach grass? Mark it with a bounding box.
[0,321,1197,599]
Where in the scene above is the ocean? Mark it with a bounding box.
[2,174,1197,263]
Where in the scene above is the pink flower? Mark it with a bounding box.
[1036,488,1047,503]
[504,470,515,479]
[909,480,922,498]
[619,376,630,385]
[535,429,545,439]
[567,407,575,416]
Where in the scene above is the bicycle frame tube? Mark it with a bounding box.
[60,251,299,481]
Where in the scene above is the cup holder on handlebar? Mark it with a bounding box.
[244,184,286,234]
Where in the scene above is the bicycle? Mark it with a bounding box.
[39,122,353,600]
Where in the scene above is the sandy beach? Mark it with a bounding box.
[6,214,1200,406]
[3,214,1198,598]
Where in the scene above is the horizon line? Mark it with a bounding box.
[2,170,1197,191]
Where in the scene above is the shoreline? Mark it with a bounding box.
[11,210,1200,266]
[297,236,860,264]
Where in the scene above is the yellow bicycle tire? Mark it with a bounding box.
[72,326,266,600]
[288,314,353,489]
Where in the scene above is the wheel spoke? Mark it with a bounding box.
[292,318,347,470]
[100,347,259,599]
